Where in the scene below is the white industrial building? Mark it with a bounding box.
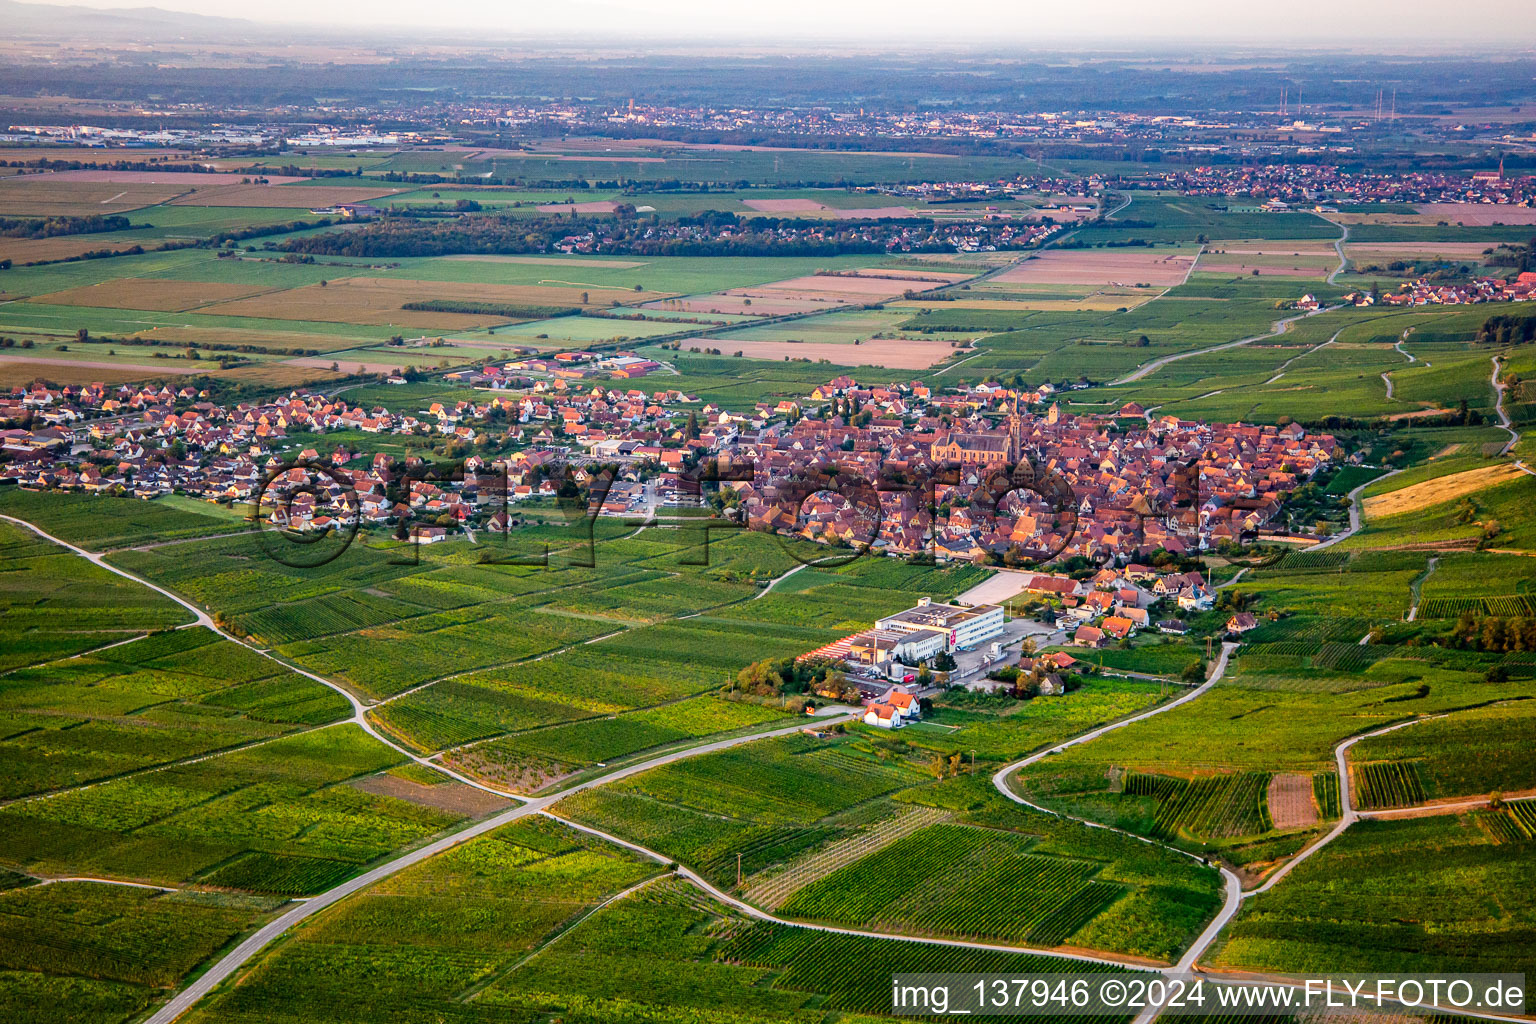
[875,597,1004,653]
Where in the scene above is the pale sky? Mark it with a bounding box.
[19,0,1536,45]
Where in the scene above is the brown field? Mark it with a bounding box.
[698,338,956,369]
[39,169,310,185]
[0,147,203,164]
[1414,203,1536,226]
[352,774,512,816]
[832,207,920,219]
[756,274,917,297]
[33,279,272,312]
[1362,463,1527,518]
[0,233,153,266]
[104,325,368,353]
[0,353,203,375]
[1267,773,1319,829]
[536,201,620,214]
[897,290,1159,312]
[199,277,667,328]
[169,183,406,208]
[0,178,192,216]
[646,294,826,316]
[1347,242,1505,259]
[991,248,1198,287]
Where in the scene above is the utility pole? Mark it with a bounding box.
[737,852,743,888]
[970,749,976,775]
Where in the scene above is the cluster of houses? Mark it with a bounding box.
[1124,164,1536,206]
[727,380,1337,564]
[547,217,1062,257]
[446,351,665,385]
[3,367,1335,564]
[1337,272,1536,308]
[1009,567,1208,648]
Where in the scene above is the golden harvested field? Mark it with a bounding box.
[198,277,667,328]
[1267,773,1319,829]
[169,183,406,208]
[33,279,272,312]
[0,178,191,216]
[991,248,1198,286]
[1362,462,1527,518]
[0,234,151,266]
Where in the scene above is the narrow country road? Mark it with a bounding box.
[1326,222,1349,285]
[140,710,857,1024]
[1310,466,1403,551]
[1489,354,1533,476]
[992,642,1247,981]
[1108,305,1337,387]
[0,513,513,800]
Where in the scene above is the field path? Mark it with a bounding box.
[1310,466,1403,550]
[1490,354,1534,475]
[137,709,856,1024]
[1326,222,1349,285]
[1107,304,1336,387]
[1405,556,1439,622]
[0,512,510,800]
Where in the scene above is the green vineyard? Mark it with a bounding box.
[1123,770,1274,840]
[1312,771,1342,819]
[1352,760,1427,810]
[779,823,1126,947]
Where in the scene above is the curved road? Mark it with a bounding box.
[992,643,1246,977]
[141,710,857,1024]
[0,513,514,800]
[1310,466,1403,551]
[1108,305,1337,387]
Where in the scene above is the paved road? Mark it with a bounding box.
[1310,466,1403,551]
[1326,222,1349,285]
[992,643,1246,972]
[1108,305,1338,387]
[140,712,855,1024]
[1490,354,1534,476]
